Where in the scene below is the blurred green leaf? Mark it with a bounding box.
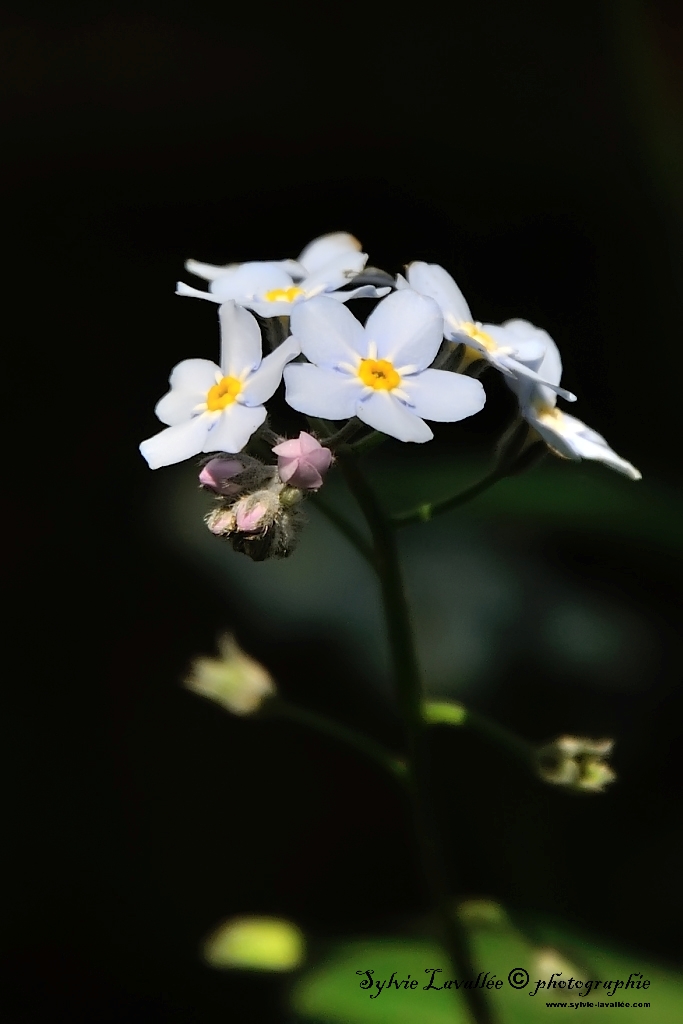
[292,913,683,1022]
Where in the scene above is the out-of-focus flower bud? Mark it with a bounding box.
[272,431,333,490]
[233,489,282,532]
[203,915,305,972]
[199,457,245,494]
[205,508,237,535]
[185,634,276,715]
[536,736,616,793]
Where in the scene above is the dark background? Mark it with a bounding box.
[6,1,683,1021]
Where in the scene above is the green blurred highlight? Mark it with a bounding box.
[423,701,468,727]
[292,911,683,1022]
[203,915,305,971]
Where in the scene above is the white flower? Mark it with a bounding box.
[139,301,299,469]
[398,262,576,402]
[177,232,389,316]
[284,290,486,443]
[506,323,641,480]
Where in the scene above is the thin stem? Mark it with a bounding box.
[339,456,495,1024]
[392,467,506,528]
[266,697,406,782]
[320,417,365,449]
[466,708,536,768]
[424,701,536,769]
[309,494,376,569]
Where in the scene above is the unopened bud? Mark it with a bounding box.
[185,634,276,715]
[272,431,333,491]
[233,489,281,533]
[537,736,616,793]
[199,458,244,495]
[205,507,237,535]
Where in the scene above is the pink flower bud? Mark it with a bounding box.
[235,501,270,532]
[206,508,236,535]
[199,458,244,495]
[272,431,332,491]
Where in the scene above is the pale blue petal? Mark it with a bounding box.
[394,273,410,290]
[553,413,641,479]
[330,284,392,302]
[302,251,368,292]
[481,323,546,366]
[297,232,362,274]
[139,415,210,469]
[201,403,267,454]
[185,259,239,281]
[209,262,293,301]
[242,337,300,405]
[500,355,576,402]
[356,390,433,442]
[290,295,367,367]
[364,289,443,368]
[219,301,263,378]
[406,262,472,332]
[401,368,486,422]
[155,358,220,425]
[248,297,304,318]
[176,281,221,303]
[284,363,361,419]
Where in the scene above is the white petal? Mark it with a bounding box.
[529,410,641,479]
[329,284,392,302]
[406,262,472,332]
[176,281,222,303]
[219,301,263,378]
[297,232,362,274]
[155,358,220,425]
[139,415,210,469]
[242,337,300,405]
[185,259,239,281]
[248,297,304,318]
[553,412,641,479]
[364,289,443,368]
[500,354,576,402]
[301,251,368,293]
[284,363,362,419]
[356,391,433,442]
[394,273,410,290]
[290,295,367,367]
[201,404,267,454]
[209,262,294,301]
[401,368,486,422]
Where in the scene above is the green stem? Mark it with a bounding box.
[424,701,536,769]
[320,417,365,448]
[309,494,376,569]
[339,456,495,1024]
[392,467,506,528]
[266,697,406,781]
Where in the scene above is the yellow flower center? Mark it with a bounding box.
[357,358,401,391]
[263,286,305,303]
[533,400,563,425]
[207,376,243,410]
[460,322,497,353]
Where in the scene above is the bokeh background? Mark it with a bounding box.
[6,0,682,1021]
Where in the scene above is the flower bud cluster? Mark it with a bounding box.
[536,735,616,793]
[201,455,306,561]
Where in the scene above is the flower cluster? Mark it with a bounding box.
[140,231,640,557]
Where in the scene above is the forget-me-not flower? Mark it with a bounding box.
[139,301,299,469]
[177,232,389,317]
[505,322,641,479]
[283,290,486,443]
[397,261,576,402]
